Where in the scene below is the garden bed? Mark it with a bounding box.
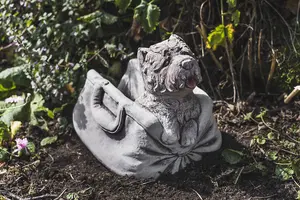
[1,100,299,200]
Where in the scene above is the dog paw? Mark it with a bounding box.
[181,120,198,146]
[161,132,179,144]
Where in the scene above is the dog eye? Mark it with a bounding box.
[163,57,171,67]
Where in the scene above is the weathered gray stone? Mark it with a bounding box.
[73,34,222,179]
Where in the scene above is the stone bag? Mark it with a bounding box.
[73,66,222,179]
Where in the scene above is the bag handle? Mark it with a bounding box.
[90,79,130,134]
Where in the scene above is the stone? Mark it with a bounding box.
[72,34,222,179]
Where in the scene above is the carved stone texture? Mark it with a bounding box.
[73,34,222,179]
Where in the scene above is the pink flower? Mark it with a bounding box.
[15,138,28,151]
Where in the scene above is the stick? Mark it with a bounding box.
[0,190,58,200]
[191,188,203,200]
[284,86,300,104]
[265,49,277,93]
[199,59,217,99]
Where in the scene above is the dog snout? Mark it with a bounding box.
[181,58,198,70]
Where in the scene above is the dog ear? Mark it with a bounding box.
[137,47,148,67]
[169,34,184,42]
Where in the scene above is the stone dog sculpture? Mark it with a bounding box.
[73,34,222,179]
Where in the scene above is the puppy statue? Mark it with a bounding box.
[73,34,222,179]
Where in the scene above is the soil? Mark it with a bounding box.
[1,100,299,200]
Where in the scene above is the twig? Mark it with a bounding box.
[286,134,300,144]
[292,176,300,189]
[0,190,58,200]
[241,127,257,135]
[284,86,300,104]
[260,116,278,133]
[54,188,67,200]
[234,166,244,185]
[248,36,254,91]
[280,149,299,156]
[24,194,57,200]
[257,29,265,85]
[191,188,203,200]
[199,59,217,99]
[265,49,276,93]
[249,194,277,199]
[0,191,23,200]
[1,195,12,200]
[0,42,18,52]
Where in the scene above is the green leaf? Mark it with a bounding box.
[256,108,267,119]
[0,95,31,125]
[267,151,278,160]
[40,136,58,147]
[146,3,160,31]
[10,121,22,139]
[27,141,35,154]
[226,0,237,8]
[267,132,275,140]
[0,65,30,87]
[275,166,294,180]
[134,1,160,33]
[101,11,118,25]
[0,79,16,92]
[115,0,132,13]
[231,10,240,27]
[243,112,252,121]
[207,24,234,50]
[0,147,9,162]
[0,121,9,144]
[256,137,266,145]
[30,93,45,126]
[222,149,243,164]
[53,103,67,114]
[292,159,300,178]
[77,11,117,25]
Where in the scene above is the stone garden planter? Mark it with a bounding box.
[73,35,222,179]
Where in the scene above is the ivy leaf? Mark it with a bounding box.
[115,0,132,13]
[134,1,160,33]
[146,3,160,31]
[222,149,243,164]
[40,136,58,147]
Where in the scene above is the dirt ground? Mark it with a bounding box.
[1,100,299,200]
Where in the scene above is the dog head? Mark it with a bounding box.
[137,35,202,96]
